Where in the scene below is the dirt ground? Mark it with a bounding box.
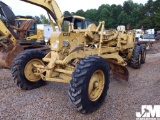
[0,42,160,120]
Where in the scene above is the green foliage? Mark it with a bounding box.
[154,12,160,29]
[123,0,134,15]
[40,14,49,24]
[32,0,159,30]
[71,0,160,30]
[85,9,98,25]
[64,11,71,17]
[34,14,49,24]
[75,9,85,17]
[34,16,41,24]
[118,11,129,26]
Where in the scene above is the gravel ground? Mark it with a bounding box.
[0,42,160,120]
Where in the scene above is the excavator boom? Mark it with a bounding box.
[0,21,16,45]
[20,0,63,30]
[0,20,24,68]
[0,1,15,25]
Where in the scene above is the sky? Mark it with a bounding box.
[1,0,148,17]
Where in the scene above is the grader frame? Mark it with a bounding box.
[12,20,140,113]
[32,21,135,83]
[11,0,146,114]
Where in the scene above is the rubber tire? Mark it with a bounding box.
[68,56,110,114]
[140,44,146,64]
[11,49,46,90]
[131,45,141,69]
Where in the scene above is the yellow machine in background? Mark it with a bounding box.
[11,0,146,114]
[12,16,45,41]
[35,29,43,40]
[0,1,49,68]
[13,17,50,41]
[14,17,37,40]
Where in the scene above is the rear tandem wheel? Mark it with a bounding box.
[130,45,142,69]
[140,44,146,64]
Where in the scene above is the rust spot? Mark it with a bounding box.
[107,59,129,81]
[0,43,24,68]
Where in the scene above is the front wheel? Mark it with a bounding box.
[11,49,46,90]
[68,56,110,114]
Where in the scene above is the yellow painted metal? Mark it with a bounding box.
[21,0,63,30]
[31,22,135,83]
[0,20,17,45]
[127,48,133,60]
[13,18,38,40]
[24,59,44,82]
[54,68,73,75]
[42,74,71,83]
[72,15,85,20]
[88,70,105,101]
[15,0,136,83]
[98,21,105,56]
[36,29,44,40]
[26,35,37,40]
[14,18,32,21]
[21,0,86,32]
[47,12,56,31]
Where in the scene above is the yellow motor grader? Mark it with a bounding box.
[11,0,146,114]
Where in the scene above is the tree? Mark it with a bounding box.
[75,9,85,17]
[34,16,41,24]
[40,14,49,24]
[123,0,134,15]
[153,0,160,13]
[64,11,71,17]
[139,17,154,29]
[118,11,130,26]
[145,0,154,16]
[110,4,123,26]
[154,11,160,29]
[65,0,160,30]
[130,8,141,28]
[99,8,113,28]
[85,9,98,24]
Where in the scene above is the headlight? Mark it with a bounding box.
[63,40,69,47]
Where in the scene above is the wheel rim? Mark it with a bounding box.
[88,70,105,101]
[24,59,44,82]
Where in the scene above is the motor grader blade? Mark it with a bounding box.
[0,43,24,68]
[107,59,129,81]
